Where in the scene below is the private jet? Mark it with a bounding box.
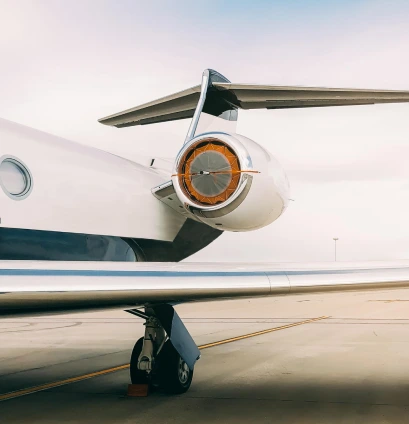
[2,69,409,393]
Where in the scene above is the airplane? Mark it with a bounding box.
[2,68,409,394]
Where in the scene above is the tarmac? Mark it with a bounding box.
[2,288,409,423]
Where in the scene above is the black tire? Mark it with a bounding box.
[158,340,194,394]
[130,337,148,384]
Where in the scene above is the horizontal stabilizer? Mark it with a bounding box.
[99,85,202,127]
[99,71,409,128]
[214,83,409,110]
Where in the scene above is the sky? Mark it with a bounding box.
[1,0,409,262]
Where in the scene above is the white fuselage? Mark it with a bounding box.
[0,118,185,241]
[0,118,290,262]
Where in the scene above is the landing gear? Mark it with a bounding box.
[127,306,198,394]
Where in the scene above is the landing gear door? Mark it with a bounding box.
[153,304,200,370]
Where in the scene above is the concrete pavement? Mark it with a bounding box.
[2,289,409,423]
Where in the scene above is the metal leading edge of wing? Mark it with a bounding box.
[2,261,409,316]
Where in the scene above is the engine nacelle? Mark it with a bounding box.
[172,132,290,231]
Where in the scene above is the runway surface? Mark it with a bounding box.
[2,289,409,423]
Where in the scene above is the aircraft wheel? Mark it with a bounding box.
[129,337,149,384]
[158,340,193,394]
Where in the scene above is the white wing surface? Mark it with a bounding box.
[2,260,409,316]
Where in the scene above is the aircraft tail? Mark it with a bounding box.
[99,69,409,142]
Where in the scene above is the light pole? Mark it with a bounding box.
[333,238,339,261]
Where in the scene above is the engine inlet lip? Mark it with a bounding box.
[172,132,252,211]
[178,138,240,206]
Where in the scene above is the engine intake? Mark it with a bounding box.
[177,138,242,206]
[172,132,289,232]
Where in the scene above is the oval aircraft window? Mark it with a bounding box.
[0,157,32,200]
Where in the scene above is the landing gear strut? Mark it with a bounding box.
[127,305,199,394]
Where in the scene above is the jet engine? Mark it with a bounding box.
[171,132,290,231]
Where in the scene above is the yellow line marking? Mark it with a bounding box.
[0,315,329,402]
[198,316,329,349]
[0,364,130,402]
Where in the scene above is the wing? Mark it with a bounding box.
[3,260,409,316]
[98,81,409,128]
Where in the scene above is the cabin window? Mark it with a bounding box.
[0,157,32,200]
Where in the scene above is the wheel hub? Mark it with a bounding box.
[178,358,190,384]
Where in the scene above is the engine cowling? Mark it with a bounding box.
[171,132,290,231]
